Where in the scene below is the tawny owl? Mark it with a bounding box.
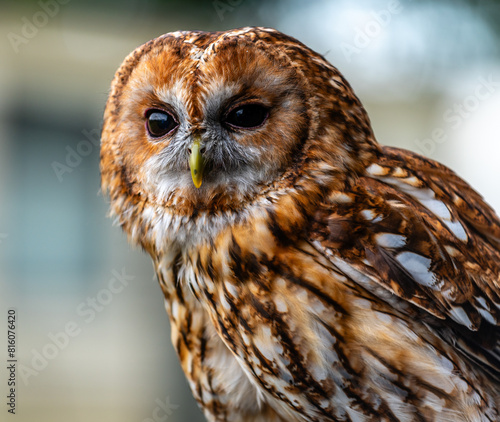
[100,27,500,421]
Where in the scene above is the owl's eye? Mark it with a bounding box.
[146,109,178,137]
[224,104,269,129]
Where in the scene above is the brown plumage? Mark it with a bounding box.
[100,27,500,421]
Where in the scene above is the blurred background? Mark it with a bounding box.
[1,0,499,421]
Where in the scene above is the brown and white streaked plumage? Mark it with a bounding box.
[100,27,500,421]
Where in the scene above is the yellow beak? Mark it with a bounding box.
[189,137,204,189]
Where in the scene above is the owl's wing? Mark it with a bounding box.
[311,146,500,376]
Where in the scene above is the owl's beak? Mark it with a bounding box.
[189,137,204,189]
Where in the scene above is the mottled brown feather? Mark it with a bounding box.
[101,27,500,421]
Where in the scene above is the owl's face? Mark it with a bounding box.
[102,27,377,231]
[108,31,314,212]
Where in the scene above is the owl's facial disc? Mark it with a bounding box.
[114,36,311,210]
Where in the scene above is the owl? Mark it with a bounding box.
[100,27,500,421]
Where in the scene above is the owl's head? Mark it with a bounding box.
[101,27,378,234]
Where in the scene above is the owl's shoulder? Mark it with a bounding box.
[310,146,500,376]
